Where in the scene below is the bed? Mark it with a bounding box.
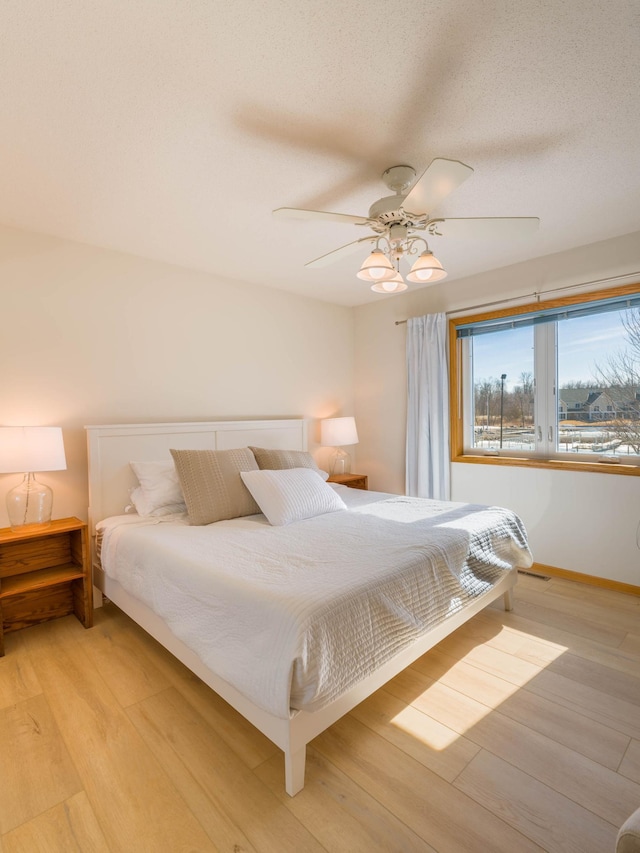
[86,418,532,796]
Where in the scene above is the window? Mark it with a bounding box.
[450,284,640,474]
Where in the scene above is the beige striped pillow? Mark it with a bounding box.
[170,447,260,525]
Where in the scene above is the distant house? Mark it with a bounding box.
[584,391,617,420]
[559,387,640,421]
[558,388,596,420]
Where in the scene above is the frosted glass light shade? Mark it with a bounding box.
[320,416,359,447]
[406,251,448,283]
[356,250,396,282]
[371,272,408,293]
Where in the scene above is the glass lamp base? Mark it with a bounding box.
[6,473,53,530]
[330,448,351,476]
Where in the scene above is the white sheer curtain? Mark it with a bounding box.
[406,312,451,500]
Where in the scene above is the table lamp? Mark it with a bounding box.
[0,427,67,529]
[320,416,359,476]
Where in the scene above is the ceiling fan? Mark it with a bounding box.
[273,158,539,293]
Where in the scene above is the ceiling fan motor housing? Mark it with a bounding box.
[388,223,408,245]
[367,194,426,233]
[368,194,405,221]
[367,165,424,231]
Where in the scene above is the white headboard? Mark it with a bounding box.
[85,418,308,531]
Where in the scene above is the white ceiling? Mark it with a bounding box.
[2,1,639,307]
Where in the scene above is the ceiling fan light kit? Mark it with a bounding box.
[359,236,447,289]
[274,157,539,296]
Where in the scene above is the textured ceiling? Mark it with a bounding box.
[1,1,639,306]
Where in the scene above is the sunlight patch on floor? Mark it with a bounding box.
[388,702,462,750]
[497,623,569,655]
[389,624,569,744]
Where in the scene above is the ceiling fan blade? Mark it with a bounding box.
[402,158,474,216]
[273,207,370,226]
[305,236,376,269]
[430,217,540,239]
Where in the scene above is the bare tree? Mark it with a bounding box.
[474,378,504,426]
[560,379,597,389]
[593,307,640,453]
[474,379,495,427]
[511,371,534,427]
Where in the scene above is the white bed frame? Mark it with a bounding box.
[86,418,517,796]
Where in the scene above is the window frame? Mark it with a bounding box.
[449,282,640,477]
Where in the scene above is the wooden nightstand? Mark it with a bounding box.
[327,473,368,490]
[0,517,92,655]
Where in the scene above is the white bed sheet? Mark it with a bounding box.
[97,486,532,719]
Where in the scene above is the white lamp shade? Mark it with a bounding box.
[320,416,359,447]
[406,251,448,283]
[356,250,396,283]
[0,427,67,474]
[371,272,408,294]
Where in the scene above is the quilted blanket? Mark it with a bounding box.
[97,487,532,718]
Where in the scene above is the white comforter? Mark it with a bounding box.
[98,487,532,719]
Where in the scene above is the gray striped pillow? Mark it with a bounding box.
[249,447,329,480]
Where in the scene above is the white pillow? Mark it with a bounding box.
[129,461,186,516]
[240,467,347,527]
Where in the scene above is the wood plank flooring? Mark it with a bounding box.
[0,573,638,852]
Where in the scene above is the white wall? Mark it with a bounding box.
[4,222,639,585]
[1,225,355,527]
[452,464,640,587]
[354,230,640,586]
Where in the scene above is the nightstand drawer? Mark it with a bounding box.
[327,473,368,490]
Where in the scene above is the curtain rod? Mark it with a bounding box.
[394,270,640,325]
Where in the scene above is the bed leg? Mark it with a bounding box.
[93,586,104,609]
[503,589,514,612]
[284,746,306,797]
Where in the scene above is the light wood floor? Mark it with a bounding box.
[1,573,639,852]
